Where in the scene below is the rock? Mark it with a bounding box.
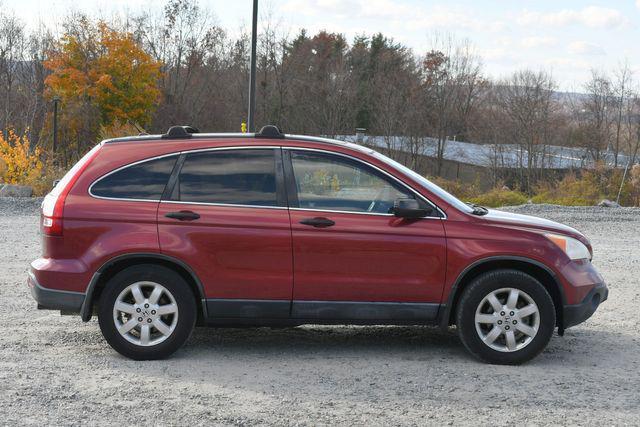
[597,199,620,208]
[501,185,511,191]
[0,184,33,197]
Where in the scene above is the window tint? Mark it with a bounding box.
[290,151,427,214]
[176,149,277,206]
[91,155,177,200]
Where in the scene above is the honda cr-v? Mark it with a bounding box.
[29,125,608,364]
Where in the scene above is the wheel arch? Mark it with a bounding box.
[439,256,565,331]
[80,253,207,322]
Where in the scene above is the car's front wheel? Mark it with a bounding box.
[456,269,556,365]
[98,265,196,360]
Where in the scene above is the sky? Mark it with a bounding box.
[7,0,640,91]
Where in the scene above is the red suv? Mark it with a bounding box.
[29,125,607,364]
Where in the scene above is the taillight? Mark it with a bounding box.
[41,193,64,236]
[41,144,102,236]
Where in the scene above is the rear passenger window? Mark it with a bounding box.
[174,149,277,206]
[91,155,177,200]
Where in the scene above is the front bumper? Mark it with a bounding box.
[563,282,608,329]
[28,271,85,313]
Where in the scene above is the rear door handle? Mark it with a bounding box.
[165,210,200,221]
[299,217,335,228]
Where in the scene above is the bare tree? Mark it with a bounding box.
[612,63,633,167]
[0,12,27,133]
[626,90,640,166]
[420,35,483,176]
[473,87,511,185]
[582,70,615,163]
[24,25,54,147]
[133,0,234,131]
[495,70,558,193]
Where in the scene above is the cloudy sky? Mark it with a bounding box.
[9,0,640,91]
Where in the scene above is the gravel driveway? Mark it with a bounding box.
[1,199,638,425]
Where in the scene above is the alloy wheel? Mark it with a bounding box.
[112,281,179,347]
[474,287,540,352]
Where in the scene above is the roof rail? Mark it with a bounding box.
[162,125,200,139]
[255,125,284,139]
[101,126,372,155]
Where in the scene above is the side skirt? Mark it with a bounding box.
[291,301,439,321]
[204,299,440,327]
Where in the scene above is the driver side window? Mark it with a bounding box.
[290,150,425,214]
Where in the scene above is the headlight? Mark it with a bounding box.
[545,233,591,261]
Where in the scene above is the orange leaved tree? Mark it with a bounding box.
[44,18,162,160]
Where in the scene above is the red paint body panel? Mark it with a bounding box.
[157,203,293,300]
[36,197,161,292]
[289,210,446,302]
[442,217,600,305]
[557,259,604,303]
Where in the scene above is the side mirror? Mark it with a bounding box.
[392,198,429,219]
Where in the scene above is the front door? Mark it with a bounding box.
[284,149,446,322]
[158,147,293,319]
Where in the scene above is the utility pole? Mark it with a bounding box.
[616,157,631,205]
[247,0,258,132]
[52,96,60,154]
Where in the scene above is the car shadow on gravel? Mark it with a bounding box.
[151,324,636,367]
[181,325,467,359]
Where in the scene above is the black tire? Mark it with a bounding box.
[456,269,556,365]
[98,264,197,360]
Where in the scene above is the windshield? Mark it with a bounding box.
[371,151,474,214]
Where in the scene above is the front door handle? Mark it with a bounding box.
[165,210,200,221]
[299,217,335,228]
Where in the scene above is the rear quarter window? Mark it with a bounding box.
[90,155,177,200]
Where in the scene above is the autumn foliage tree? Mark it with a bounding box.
[0,129,43,187]
[44,18,162,161]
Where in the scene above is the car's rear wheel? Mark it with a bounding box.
[456,269,556,365]
[98,265,196,360]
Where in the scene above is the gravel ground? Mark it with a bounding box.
[1,199,639,425]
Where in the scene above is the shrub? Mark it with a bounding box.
[0,129,44,189]
[429,175,529,207]
[30,163,67,196]
[469,188,528,207]
[531,166,635,206]
[424,168,640,208]
[428,175,481,200]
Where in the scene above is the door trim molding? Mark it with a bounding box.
[205,299,291,319]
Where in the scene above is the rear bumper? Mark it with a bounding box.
[28,271,85,313]
[563,282,608,329]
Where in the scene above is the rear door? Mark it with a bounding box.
[284,148,447,322]
[157,147,293,319]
